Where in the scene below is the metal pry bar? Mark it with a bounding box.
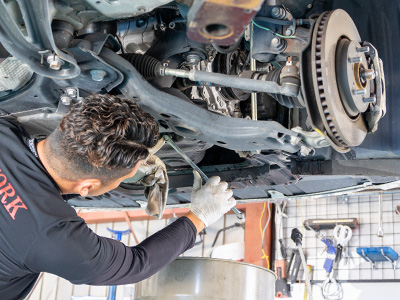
[163,135,244,219]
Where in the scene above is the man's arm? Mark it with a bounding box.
[24,174,233,286]
[24,216,197,285]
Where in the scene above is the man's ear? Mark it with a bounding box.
[76,179,102,197]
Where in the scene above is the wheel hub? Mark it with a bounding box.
[336,39,371,118]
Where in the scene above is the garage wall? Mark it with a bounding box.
[281,191,400,300]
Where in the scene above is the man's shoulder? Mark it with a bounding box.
[0,117,30,142]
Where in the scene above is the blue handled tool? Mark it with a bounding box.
[321,237,336,274]
[106,228,131,300]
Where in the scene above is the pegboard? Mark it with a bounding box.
[279,192,400,281]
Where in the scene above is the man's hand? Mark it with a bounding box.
[189,171,236,227]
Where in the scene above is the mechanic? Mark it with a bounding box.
[0,94,235,300]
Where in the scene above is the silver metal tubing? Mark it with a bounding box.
[162,67,298,97]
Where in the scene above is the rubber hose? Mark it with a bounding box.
[254,16,293,26]
[120,53,162,80]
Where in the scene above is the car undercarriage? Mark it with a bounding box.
[0,0,399,211]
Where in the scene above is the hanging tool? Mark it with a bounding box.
[106,228,130,300]
[305,223,337,274]
[291,228,313,300]
[163,135,243,219]
[319,237,337,274]
[287,248,301,284]
[333,225,352,263]
[377,192,384,237]
[275,202,289,298]
[275,259,290,298]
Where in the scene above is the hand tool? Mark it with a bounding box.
[287,249,301,284]
[291,228,313,300]
[163,135,243,219]
[275,201,289,297]
[304,218,358,231]
[321,237,336,273]
[333,225,352,263]
[275,259,290,298]
[306,224,336,274]
[377,192,384,237]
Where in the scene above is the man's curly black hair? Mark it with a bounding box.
[46,94,159,182]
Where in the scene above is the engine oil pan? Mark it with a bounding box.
[134,257,276,299]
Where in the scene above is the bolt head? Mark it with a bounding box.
[49,61,61,70]
[272,7,279,14]
[271,37,280,46]
[307,3,313,8]
[285,29,293,36]
[90,69,107,82]
[61,96,72,106]
[66,88,77,98]
[47,55,64,70]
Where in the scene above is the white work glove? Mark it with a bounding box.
[190,171,236,227]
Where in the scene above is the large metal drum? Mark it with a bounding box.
[134,257,276,300]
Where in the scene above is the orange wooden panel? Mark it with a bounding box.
[244,202,272,269]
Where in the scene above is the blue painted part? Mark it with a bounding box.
[106,285,117,300]
[105,229,130,300]
[321,238,336,273]
[107,228,130,241]
[357,247,399,262]
[323,258,334,274]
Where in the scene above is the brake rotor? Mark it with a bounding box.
[309,10,372,152]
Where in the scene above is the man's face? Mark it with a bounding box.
[86,160,144,196]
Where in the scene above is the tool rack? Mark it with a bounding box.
[278,192,400,281]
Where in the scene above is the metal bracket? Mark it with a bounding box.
[0,0,80,79]
[381,249,397,270]
[361,249,376,270]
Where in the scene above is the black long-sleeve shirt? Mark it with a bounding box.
[0,118,196,300]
